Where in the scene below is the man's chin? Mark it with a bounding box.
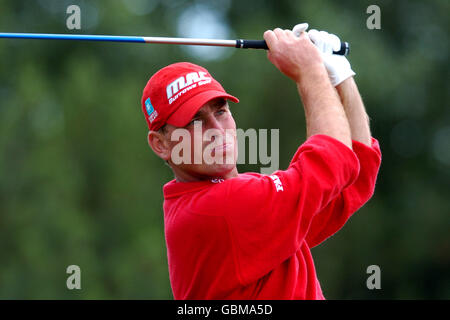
[205,163,238,179]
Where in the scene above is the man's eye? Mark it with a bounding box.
[216,109,226,115]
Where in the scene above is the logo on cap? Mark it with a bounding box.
[145,98,158,123]
[166,71,212,105]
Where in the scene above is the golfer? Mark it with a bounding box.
[141,25,381,299]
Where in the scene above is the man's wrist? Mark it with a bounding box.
[335,76,354,92]
[295,63,328,88]
[296,63,332,95]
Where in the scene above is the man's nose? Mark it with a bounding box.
[203,115,226,145]
[205,114,224,132]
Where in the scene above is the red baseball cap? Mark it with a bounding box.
[141,62,239,131]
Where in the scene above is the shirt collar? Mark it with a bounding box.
[163,177,225,199]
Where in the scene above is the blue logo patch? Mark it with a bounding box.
[145,98,154,116]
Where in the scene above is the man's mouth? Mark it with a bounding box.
[214,143,232,153]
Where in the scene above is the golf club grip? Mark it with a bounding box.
[237,40,269,49]
[239,39,350,56]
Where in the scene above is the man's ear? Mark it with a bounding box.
[148,131,171,161]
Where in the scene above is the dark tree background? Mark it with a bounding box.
[0,0,448,299]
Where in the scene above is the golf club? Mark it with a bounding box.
[0,32,350,55]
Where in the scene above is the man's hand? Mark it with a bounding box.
[307,29,355,87]
[264,25,324,84]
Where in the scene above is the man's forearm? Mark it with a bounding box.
[336,77,372,146]
[297,66,352,149]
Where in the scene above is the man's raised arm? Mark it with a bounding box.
[263,27,352,150]
[336,77,372,146]
[307,29,372,147]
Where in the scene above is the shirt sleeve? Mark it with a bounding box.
[224,134,360,285]
[305,138,382,248]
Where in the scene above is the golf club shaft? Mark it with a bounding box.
[0,32,350,55]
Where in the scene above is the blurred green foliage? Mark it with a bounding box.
[0,0,448,299]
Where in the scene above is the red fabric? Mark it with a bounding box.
[162,134,382,299]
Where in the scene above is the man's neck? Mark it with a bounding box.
[174,167,239,183]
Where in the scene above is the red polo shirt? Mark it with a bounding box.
[163,134,381,299]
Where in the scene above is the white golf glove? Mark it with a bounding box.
[306,29,355,86]
[292,23,309,35]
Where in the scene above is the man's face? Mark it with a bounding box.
[156,98,238,181]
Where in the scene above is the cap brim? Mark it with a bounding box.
[166,90,239,128]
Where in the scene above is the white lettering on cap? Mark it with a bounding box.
[166,72,211,104]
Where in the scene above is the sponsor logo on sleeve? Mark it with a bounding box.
[269,174,284,192]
